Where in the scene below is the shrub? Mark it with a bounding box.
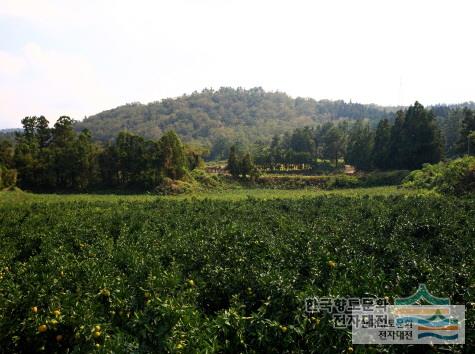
[0,166,17,189]
[359,170,410,187]
[403,156,475,195]
[311,160,344,174]
[154,177,194,195]
[0,196,473,352]
[324,175,360,189]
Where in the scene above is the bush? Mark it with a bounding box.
[190,169,223,188]
[403,156,475,195]
[359,170,410,187]
[154,177,194,195]
[324,175,360,189]
[0,196,474,352]
[311,160,344,174]
[0,166,17,189]
[256,175,330,189]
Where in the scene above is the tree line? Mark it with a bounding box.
[76,87,396,154]
[0,116,198,191]
[2,102,474,190]
[249,102,475,171]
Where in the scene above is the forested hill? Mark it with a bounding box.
[76,87,396,145]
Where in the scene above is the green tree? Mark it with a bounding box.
[400,102,443,169]
[290,127,316,155]
[439,109,463,157]
[210,136,232,161]
[227,145,240,178]
[346,121,373,171]
[388,111,406,169]
[0,140,15,169]
[36,116,51,148]
[240,152,254,178]
[372,119,391,170]
[322,125,345,167]
[457,108,475,155]
[158,131,186,180]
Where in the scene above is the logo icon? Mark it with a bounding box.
[392,284,463,343]
[351,284,465,344]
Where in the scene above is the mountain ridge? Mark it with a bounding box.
[75,87,398,145]
[71,87,475,146]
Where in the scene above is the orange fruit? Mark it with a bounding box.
[38,324,47,333]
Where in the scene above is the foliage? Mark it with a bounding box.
[371,119,391,170]
[346,120,373,171]
[226,146,258,179]
[398,102,443,170]
[375,103,443,170]
[10,117,196,192]
[358,170,410,187]
[189,169,223,189]
[324,175,360,189]
[249,171,408,190]
[158,131,187,180]
[0,166,17,189]
[457,108,475,154]
[154,177,195,196]
[254,102,444,172]
[403,156,475,195]
[0,195,473,353]
[76,87,395,147]
[226,146,240,178]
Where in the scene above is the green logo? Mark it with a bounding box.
[394,284,450,306]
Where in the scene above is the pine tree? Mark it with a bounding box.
[240,153,254,178]
[227,145,240,178]
[400,102,443,169]
[388,111,406,169]
[457,108,475,155]
[372,119,391,170]
[346,121,373,171]
[158,131,186,180]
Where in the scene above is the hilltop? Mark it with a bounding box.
[75,87,396,145]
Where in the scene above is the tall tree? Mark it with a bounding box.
[290,127,316,155]
[36,116,51,148]
[240,152,254,177]
[346,121,373,171]
[322,125,345,167]
[440,109,463,157]
[388,111,406,169]
[158,131,186,180]
[227,145,240,178]
[400,102,443,169]
[457,108,475,155]
[372,119,391,170]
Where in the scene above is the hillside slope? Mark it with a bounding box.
[76,87,394,145]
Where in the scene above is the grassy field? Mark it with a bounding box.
[0,187,472,353]
[0,185,436,204]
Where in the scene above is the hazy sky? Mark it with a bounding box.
[1,0,474,128]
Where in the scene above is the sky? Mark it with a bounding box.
[1,0,475,128]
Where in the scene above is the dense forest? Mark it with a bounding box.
[250,102,475,171]
[3,88,475,163]
[0,116,201,192]
[2,102,474,192]
[76,87,397,147]
[75,88,475,160]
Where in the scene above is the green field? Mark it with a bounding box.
[0,186,435,205]
[0,189,473,353]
